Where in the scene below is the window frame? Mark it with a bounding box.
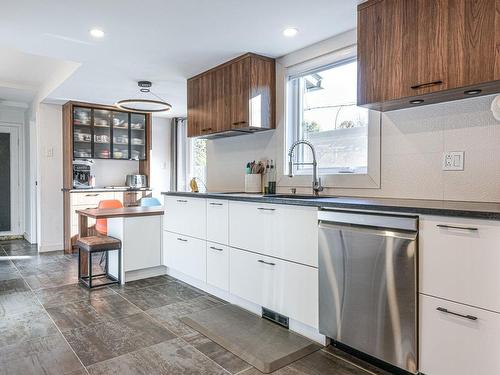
[283,46,381,190]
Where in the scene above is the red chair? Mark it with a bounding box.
[95,199,123,235]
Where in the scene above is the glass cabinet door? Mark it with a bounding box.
[93,109,111,159]
[130,113,146,160]
[73,107,92,159]
[111,111,129,159]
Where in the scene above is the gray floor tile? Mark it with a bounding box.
[0,278,30,295]
[46,293,141,331]
[149,280,205,301]
[322,346,392,375]
[0,291,44,318]
[35,283,115,308]
[0,261,22,281]
[118,286,185,310]
[0,333,85,375]
[0,310,59,348]
[183,331,251,374]
[86,337,228,375]
[63,312,176,366]
[289,349,373,375]
[23,270,79,291]
[110,275,173,293]
[147,296,223,337]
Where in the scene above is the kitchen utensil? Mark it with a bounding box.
[126,174,147,188]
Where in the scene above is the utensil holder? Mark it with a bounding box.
[245,174,261,193]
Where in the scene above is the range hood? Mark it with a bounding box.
[198,125,273,140]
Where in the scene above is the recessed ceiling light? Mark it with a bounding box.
[89,28,105,38]
[283,27,298,37]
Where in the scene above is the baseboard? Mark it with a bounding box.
[125,265,167,282]
[23,232,36,244]
[38,243,64,252]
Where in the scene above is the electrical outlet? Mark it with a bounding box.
[443,151,464,171]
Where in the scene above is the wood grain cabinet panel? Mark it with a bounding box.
[358,0,500,111]
[187,53,275,137]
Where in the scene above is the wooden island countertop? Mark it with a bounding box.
[76,206,164,219]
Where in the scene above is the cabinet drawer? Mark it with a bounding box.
[163,231,206,281]
[207,199,229,244]
[420,216,500,312]
[206,242,229,291]
[420,294,500,375]
[164,196,206,239]
[229,201,318,267]
[71,192,115,206]
[229,248,318,328]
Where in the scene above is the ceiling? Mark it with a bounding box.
[0,0,358,117]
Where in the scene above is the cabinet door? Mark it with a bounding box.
[214,66,232,132]
[130,113,147,160]
[402,0,449,96]
[420,215,500,312]
[163,231,206,281]
[111,111,130,160]
[447,0,500,88]
[163,196,206,239]
[93,109,112,159]
[357,0,405,104]
[229,247,318,327]
[420,294,500,375]
[229,201,318,267]
[206,242,229,291]
[198,72,214,136]
[73,107,92,159]
[187,78,201,137]
[206,199,228,244]
[248,57,275,129]
[230,57,250,128]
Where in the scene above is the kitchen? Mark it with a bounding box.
[0,1,500,374]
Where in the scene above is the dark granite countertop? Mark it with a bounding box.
[62,187,152,193]
[161,191,500,220]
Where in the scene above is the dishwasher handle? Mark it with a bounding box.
[318,209,418,232]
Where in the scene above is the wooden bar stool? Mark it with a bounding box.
[76,236,121,288]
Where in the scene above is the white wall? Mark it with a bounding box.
[91,159,139,187]
[36,103,63,251]
[150,117,172,198]
[205,29,500,203]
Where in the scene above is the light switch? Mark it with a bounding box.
[46,147,54,158]
[443,151,464,171]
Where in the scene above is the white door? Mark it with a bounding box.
[0,125,20,236]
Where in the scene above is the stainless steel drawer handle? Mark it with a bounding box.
[257,207,275,211]
[258,259,275,266]
[436,224,478,231]
[209,203,223,206]
[176,199,188,203]
[177,238,188,242]
[436,307,478,321]
[209,246,223,251]
[85,194,99,197]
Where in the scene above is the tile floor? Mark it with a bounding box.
[0,240,387,375]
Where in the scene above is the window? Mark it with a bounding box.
[287,59,370,175]
[173,119,207,192]
[187,138,207,192]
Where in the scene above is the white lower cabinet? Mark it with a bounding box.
[163,231,206,281]
[206,242,229,291]
[229,247,318,328]
[420,294,500,375]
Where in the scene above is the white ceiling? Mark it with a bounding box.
[0,0,358,117]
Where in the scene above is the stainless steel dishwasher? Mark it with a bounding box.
[318,209,418,374]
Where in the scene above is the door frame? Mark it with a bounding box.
[0,122,24,237]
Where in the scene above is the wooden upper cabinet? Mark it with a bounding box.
[187,53,275,138]
[358,0,500,111]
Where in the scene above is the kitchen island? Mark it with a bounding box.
[76,206,164,284]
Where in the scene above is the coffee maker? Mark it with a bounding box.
[73,160,94,189]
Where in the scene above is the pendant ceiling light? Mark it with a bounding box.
[116,81,172,113]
